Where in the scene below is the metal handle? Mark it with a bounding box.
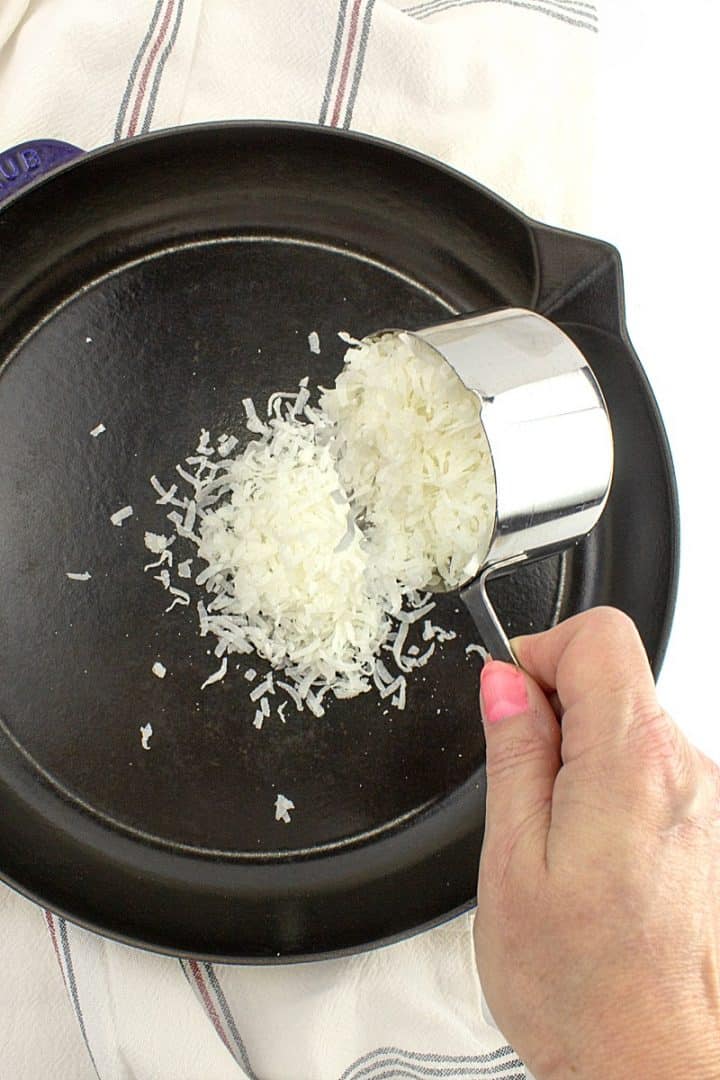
[0,139,85,205]
[459,555,527,664]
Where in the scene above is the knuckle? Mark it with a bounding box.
[584,607,645,666]
[594,609,649,669]
[629,711,717,822]
[631,705,679,762]
[485,733,547,782]
[570,607,650,701]
[586,605,638,639]
[630,707,690,786]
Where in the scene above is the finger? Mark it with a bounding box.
[511,607,661,763]
[480,660,561,873]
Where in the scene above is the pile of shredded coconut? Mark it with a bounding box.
[196,404,403,705]
[143,331,496,718]
[321,333,496,590]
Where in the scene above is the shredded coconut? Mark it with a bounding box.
[168,585,190,604]
[150,476,182,505]
[321,332,495,590]
[143,330,495,717]
[144,548,172,571]
[90,423,105,437]
[201,657,228,689]
[250,674,275,703]
[308,330,321,354]
[191,402,396,706]
[140,723,153,750]
[217,435,239,458]
[154,569,171,590]
[66,571,91,581]
[110,505,134,527]
[423,620,457,643]
[274,794,295,823]
[144,532,171,554]
[196,429,213,455]
[151,661,167,679]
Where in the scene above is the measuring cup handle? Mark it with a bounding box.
[460,560,525,665]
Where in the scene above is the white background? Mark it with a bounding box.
[591,1,719,761]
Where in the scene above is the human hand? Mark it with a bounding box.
[474,607,720,1080]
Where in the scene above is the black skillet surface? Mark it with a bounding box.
[0,123,678,960]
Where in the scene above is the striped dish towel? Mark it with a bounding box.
[0,2,597,1077]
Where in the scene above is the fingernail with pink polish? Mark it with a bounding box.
[480,661,529,724]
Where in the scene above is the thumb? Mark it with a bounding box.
[480,661,561,871]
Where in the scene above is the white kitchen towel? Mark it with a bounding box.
[0,2,597,1077]
[0,0,598,226]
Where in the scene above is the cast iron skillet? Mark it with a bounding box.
[0,123,679,961]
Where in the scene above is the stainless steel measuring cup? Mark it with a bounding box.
[403,308,614,663]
